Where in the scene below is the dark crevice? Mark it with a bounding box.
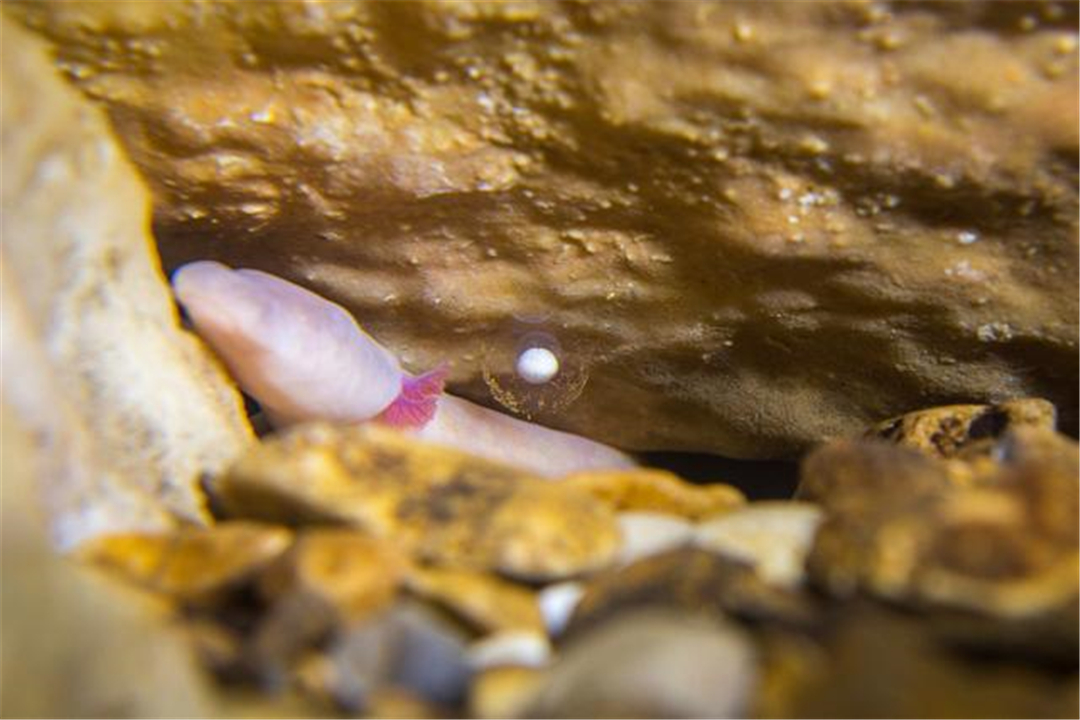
[640,450,801,501]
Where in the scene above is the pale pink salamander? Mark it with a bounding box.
[172,261,635,477]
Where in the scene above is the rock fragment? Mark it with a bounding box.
[695,502,824,589]
[258,528,407,624]
[211,424,621,581]
[800,429,1079,624]
[615,512,695,565]
[868,398,1058,460]
[566,548,816,639]
[526,609,758,719]
[563,468,745,519]
[0,14,252,548]
[78,521,292,607]
[405,566,544,636]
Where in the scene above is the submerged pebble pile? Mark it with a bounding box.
[78,398,1078,718]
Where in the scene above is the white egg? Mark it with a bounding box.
[516,346,560,384]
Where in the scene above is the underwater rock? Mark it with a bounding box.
[758,600,1079,719]
[405,566,545,636]
[615,512,695,566]
[78,521,292,608]
[0,15,252,548]
[868,397,1058,460]
[319,602,474,712]
[526,609,758,719]
[1,403,217,718]
[563,468,745,519]
[211,423,621,582]
[800,429,1079,624]
[694,502,824,589]
[469,666,545,720]
[258,528,407,625]
[566,547,815,639]
[466,631,551,671]
[9,0,1078,458]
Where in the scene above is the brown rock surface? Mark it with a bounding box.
[0,14,252,548]
[758,600,1079,719]
[211,423,621,581]
[566,547,815,639]
[258,528,407,623]
[800,429,1079,623]
[8,1,1077,457]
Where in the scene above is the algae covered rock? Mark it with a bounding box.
[9,0,1077,457]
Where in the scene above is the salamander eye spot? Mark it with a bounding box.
[481,323,588,420]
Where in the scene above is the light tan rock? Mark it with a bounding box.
[526,609,759,719]
[616,511,695,566]
[0,401,216,718]
[8,1,1077,457]
[0,15,252,548]
[695,502,824,589]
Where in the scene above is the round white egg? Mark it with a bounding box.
[516,346,560,384]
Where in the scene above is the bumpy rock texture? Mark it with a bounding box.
[0,15,252,548]
[9,0,1078,457]
[213,423,623,581]
[61,400,1077,718]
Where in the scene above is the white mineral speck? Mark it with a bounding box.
[977,322,1014,342]
[957,230,979,245]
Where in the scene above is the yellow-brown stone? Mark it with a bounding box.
[77,521,292,606]
[468,666,544,720]
[561,468,745,520]
[868,398,1058,460]
[259,528,407,624]
[405,566,544,635]
[566,547,815,640]
[211,424,621,581]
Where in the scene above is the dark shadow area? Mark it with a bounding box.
[640,451,801,501]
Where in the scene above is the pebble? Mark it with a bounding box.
[537,581,585,637]
[525,609,758,718]
[405,566,544,634]
[616,511,694,565]
[77,521,293,607]
[466,630,551,670]
[469,666,544,719]
[322,603,473,711]
[694,502,823,588]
